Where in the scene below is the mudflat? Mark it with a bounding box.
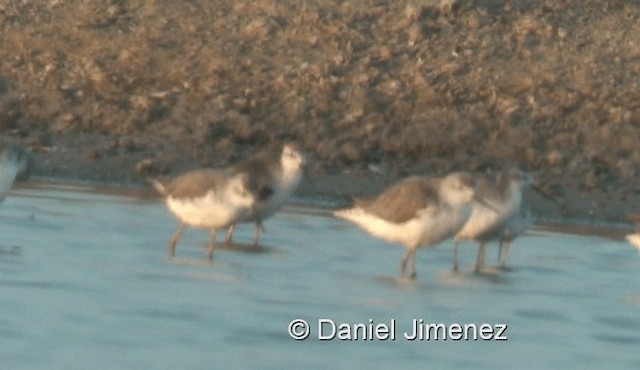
[1,0,639,223]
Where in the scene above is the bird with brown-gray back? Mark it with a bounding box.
[453,168,531,272]
[334,172,489,279]
[223,143,306,247]
[150,168,256,261]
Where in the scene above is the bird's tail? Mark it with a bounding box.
[333,209,348,219]
[625,233,640,251]
[147,177,168,196]
[333,207,362,221]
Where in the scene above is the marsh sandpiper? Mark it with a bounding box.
[224,143,306,246]
[334,172,481,279]
[151,169,255,261]
[453,168,529,272]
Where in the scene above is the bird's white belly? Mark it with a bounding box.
[626,233,640,250]
[334,208,420,246]
[166,192,237,229]
[417,205,471,246]
[455,205,502,240]
[335,204,471,249]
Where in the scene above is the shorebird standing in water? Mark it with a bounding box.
[497,208,533,267]
[0,139,31,202]
[151,169,256,261]
[334,172,487,279]
[625,214,640,255]
[224,143,306,246]
[452,168,529,272]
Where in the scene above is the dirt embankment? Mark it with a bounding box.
[1,0,640,223]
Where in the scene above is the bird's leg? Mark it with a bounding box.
[499,239,511,268]
[474,242,486,273]
[453,241,460,273]
[400,249,410,278]
[206,230,218,261]
[168,224,186,258]
[408,248,417,279]
[252,220,263,247]
[224,223,235,246]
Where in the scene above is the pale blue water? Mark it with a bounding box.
[1,186,639,369]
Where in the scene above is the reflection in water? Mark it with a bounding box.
[0,186,639,369]
[593,314,640,330]
[0,246,22,256]
[513,309,570,322]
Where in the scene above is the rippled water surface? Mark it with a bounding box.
[1,186,639,369]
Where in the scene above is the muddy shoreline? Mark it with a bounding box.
[2,1,640,226]
[18,160,640,232]
[15,177,636,245]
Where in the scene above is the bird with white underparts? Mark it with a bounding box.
[151,168,256,261]
[334,172,493,279]
[452,168,529,272]
[223,143,306,247]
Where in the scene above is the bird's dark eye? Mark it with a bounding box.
[235,186,245,196]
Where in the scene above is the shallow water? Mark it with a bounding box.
[1,186,639,370]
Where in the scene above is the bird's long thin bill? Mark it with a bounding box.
[473,195,500,213]
[531,184,562,206]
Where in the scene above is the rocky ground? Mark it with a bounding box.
[1,0,640,223]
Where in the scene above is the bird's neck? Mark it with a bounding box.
[278,161,302,190]
[280,168,301,190]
